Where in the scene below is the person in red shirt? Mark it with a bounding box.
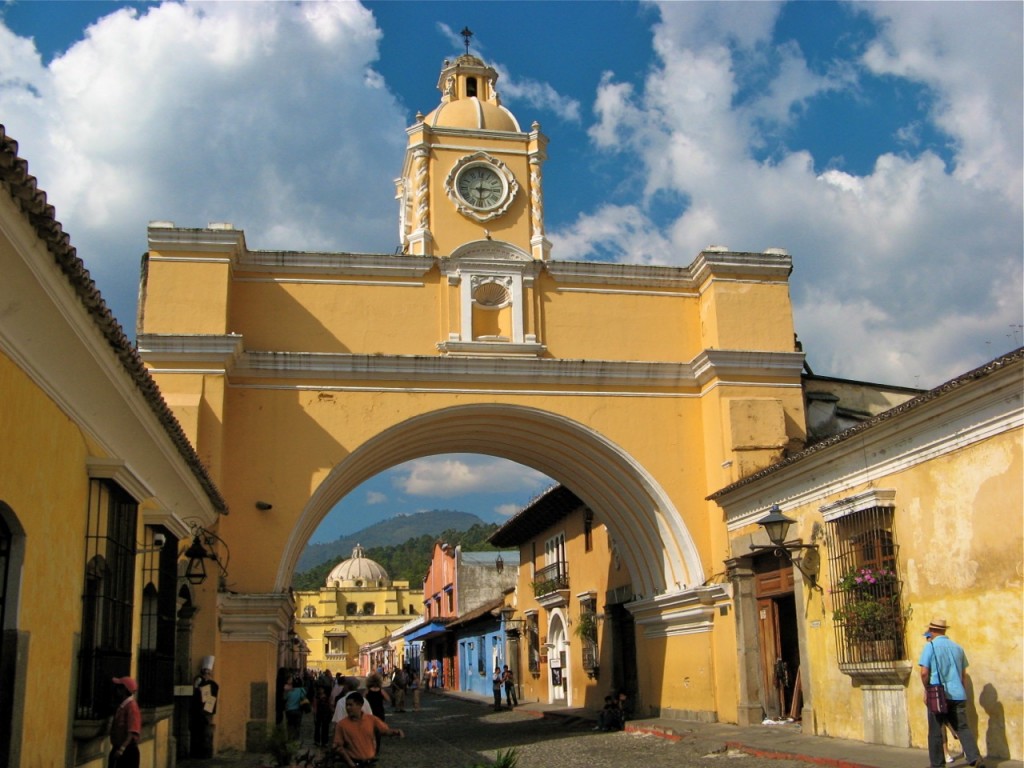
[109,677,141,767]
[333,692,403,767]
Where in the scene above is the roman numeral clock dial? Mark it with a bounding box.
[457,165,505,210]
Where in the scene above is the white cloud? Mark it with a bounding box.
[556,0,1023,386]
[494,503,521,518]
[395,456,548,498]
[860,1,1023,203]
[493,63,581,123]
[0,1,406,330]
[365,491,387,505]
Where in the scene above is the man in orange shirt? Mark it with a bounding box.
[333,691,404,767]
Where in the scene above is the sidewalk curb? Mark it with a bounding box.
[722,740,883,768]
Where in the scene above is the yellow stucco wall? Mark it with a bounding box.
[730,419,1023,759]
[0,350,183,766]
[1,351,90,764]
[294,583,423,673]
[135,53,806,750]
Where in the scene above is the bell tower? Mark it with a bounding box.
[396,39,550,262]
[397,35,550,354]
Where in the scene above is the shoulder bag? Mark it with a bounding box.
[925,643,948,714]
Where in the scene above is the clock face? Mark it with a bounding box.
[456,165,505,210]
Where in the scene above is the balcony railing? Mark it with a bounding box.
[532,562,569,598]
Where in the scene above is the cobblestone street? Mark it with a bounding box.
[374,695,811,768]
[184,693,813,768]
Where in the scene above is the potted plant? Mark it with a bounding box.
[832,566,903,659]
[574,611,600,677]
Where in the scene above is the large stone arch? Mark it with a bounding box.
[276,403,703,601]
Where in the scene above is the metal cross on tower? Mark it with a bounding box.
[460,27,473,55]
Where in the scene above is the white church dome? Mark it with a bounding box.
[325,544,389,587]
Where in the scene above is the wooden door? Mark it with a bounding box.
[757,597,784,719]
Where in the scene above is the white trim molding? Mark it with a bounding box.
[820,489,896,522]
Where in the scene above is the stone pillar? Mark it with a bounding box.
[726,557,764,726]
[216,592,295,753]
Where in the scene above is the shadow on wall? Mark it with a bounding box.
[978,682,1009,759]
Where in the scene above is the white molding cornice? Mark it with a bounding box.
[140,343,808,396]
[218,592,295,643]
[691,350,805,387]
[238,250,434,278]
[627,585,731,638]
[820,489,896,522]
[545,261,694,288]
[147,225,246,256]
[137,334,244,365]
[87,457,154,503]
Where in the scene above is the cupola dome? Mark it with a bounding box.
[325,544,389,587]
[422,54,521,132]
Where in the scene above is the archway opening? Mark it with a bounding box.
[279,403,702,604]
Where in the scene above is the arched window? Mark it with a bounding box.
[466,77,477,98]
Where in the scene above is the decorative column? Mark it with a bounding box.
[216,592,294,752]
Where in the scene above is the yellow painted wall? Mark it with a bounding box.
[1,352,90,764]
[700,277,795,352]
[142,255,232,335]
[752,425,1023,758]
[534,273,699,362]
[0,351,181,766]
[514,506,635,710]
[294,583,423,672]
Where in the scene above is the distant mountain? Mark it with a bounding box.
[295,509,486,572]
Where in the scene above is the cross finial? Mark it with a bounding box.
[460,27,473,55]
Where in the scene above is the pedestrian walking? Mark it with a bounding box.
[502,664,518,707]
[408,668,421,711]
[313,683,334,747]
[333,691,404,768]
[109,677,141,767]
[391,665,408,712]
[491,665,504,710]
[918,617,984,768]
[283,675,309,742]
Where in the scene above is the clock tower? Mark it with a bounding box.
[397,51,550,261]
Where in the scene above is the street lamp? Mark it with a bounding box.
[751,505,820,588]
[182,526,230,587]
[758,505,797,547]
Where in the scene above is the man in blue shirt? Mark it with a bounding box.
[918,618,984,768]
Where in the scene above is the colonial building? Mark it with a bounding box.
[401,542,519,690]
[125,43,1024,762]
[490,485,637,710]
[293,545,421,674]
[710,349,1022,759]
[0,126,225,766]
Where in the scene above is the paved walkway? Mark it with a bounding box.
[444,688,1021,768]
[178,688,1021,768]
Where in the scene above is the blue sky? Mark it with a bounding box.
[1,1,1021,542]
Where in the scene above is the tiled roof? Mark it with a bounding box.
[0,125,227,514]
[488,484,583,547]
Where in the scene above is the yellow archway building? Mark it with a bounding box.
[138,52,807,751]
